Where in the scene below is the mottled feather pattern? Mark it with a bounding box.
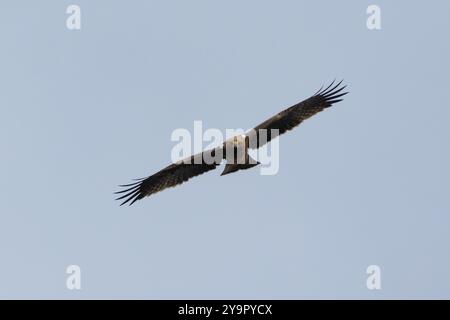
[249,80,347,148]
[115,152,219,205]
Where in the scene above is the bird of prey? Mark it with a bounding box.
[116,80,348,205]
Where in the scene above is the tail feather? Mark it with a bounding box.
[221,157,260,176]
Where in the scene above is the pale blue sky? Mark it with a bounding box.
[1,1,449,299]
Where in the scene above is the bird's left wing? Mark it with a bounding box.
[247,80,348,149]
[115,147,222,205]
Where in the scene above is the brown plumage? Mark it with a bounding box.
[247,80,348,148]
[115,149,221,206]
[116,80,348,205]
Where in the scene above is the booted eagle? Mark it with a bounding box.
[116,80,348,205]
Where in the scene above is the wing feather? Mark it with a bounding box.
[115,148,221,205]
[248,80,348,148]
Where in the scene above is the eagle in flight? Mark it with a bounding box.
[116,80,348,205]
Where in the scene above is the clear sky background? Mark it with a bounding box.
[1,1,449,299]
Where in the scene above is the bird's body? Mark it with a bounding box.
[116,80,348,205]
[221,134,260,176]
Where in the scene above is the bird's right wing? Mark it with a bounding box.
[115,147,222,206]
[247,80,347,148]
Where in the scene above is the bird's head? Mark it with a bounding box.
[224,135,246,153]
[233,135,246,146]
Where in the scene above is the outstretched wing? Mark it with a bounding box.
[247,80,348,149]
[115,148,222,206]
